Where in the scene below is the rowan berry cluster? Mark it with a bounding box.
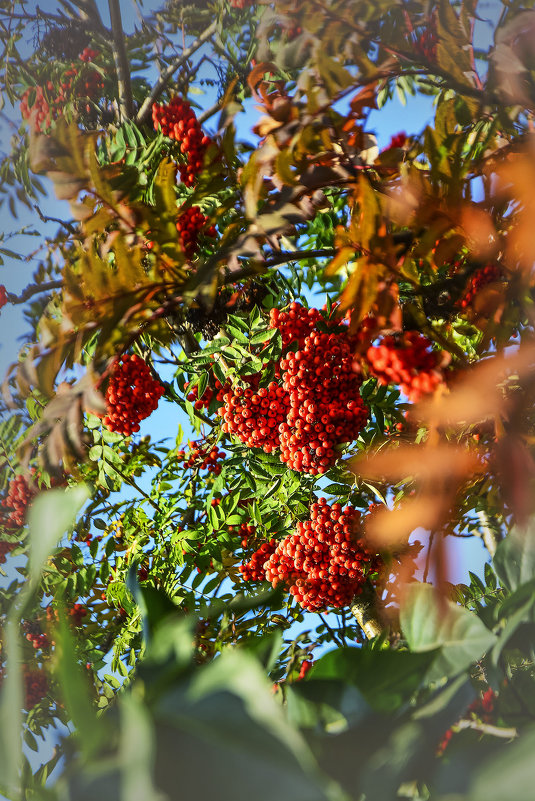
[238,522,257,548]
[0,285,7,309]
[24,668,49,710]
[0,540,16,563]
[1,475,35,529]
[219,303,369,475]
[221,380,290,454]
[269,304,322,348]
[152,97,211,186]
[366,331,442,402]
[177,441,225,474]
[103,354,165,435]
[69,603,87,626]
[262,499,380,612]
[459,263,502,309]
[240,539,277,581]
[23,621,50,651]
[279,329,368,474]
[176,205,217,258]
[384,132,407,150]
[20,49,103,133]
[414,26,438,60]
[297,659,313,680]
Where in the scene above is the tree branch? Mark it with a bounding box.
[136,19,219,126]
[108,0,134,120]
[477,510,502,558]
[350,580,384,640]
[7,280,63,305]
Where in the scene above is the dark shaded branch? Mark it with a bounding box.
[136,19,219,126]
[7,280,63,305]
[108,0,134,120]
[35,205,77,235]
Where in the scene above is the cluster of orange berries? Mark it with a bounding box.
[0,540,16,563]
[176,206,217,259]
[177,441,225,475]
[366,331,442,402]
[459,264,502,309]
[240,499,380,612]
[23,668,49,710]
[1,475,35,529]
[297,659,313,680]
[23,620,50,651]
[70,603,88,626]
[219,303,368,475]
[152,96,211,186]
[240,538,277,581]
[20,48,103,133]
[103,354,165,436]
[279,329,368,474]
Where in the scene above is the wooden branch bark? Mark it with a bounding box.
[108,0,134,121]
[136,19,219,126]
[350,580,384,640]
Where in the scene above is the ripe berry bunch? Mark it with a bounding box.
[240,538,278,581]
[279,330,368,474]
[70,603,87,626]
[237,522,257,548]
[186,382,214,409]
[269,302,322,348]
[297,659,313,680]
[152,97,211,186]
[459,263,502,309]
[366,331,441,402]
[264,499,380,612]
[1,475,35,529]
[103,354,165,435]
[414,25,438,60]
[176,205,217,259]
[0,285,7,309]
[0,540,16,563]
[20,51,104,134]
[24,668,49,710]
[221,381,290,454]
[23,621,50,651]
[177,441,225,474]
[383,132,407,151]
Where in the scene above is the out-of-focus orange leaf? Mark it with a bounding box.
[460,206,497,260]
[414,343,535,426]
[494,435,535,525]
[351,443,482,483]
[366,497,449,546]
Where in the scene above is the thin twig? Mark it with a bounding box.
[7,279,63,305]
[35,205,77,235]
[136,19,219,126]
[108,0,134,120]
[456,719,517,739]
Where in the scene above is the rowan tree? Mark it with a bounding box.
[1,0,535,799]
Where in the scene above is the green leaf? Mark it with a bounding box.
[27,485,90,587]
[120,694,164,801]
[469,725,535,801]
[400,583,496,680]
[493,520,535,591]
[250,328,277,345]
[311,647,438,712]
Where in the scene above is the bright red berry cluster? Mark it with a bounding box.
[279,330,368,474]
[177,441,225,475]
[69,603,87,626]
[20,50,103,133]
[1,475,35,529]
[219,303,368,475]
[263,499,380,612]
[176,206,217,259]
[383,132,407,150]
[103,354,165,435]
[240,538,278,581]
[366,331,442,402]
[221,380,290,454]
[297,659,313,680]
[459,264,502,309]
[24,668,49,710]
[269,304,322,348]
[0,540,16,563]
[23,621,50,651]
[152,97,211,186]
[0,285,7,310]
